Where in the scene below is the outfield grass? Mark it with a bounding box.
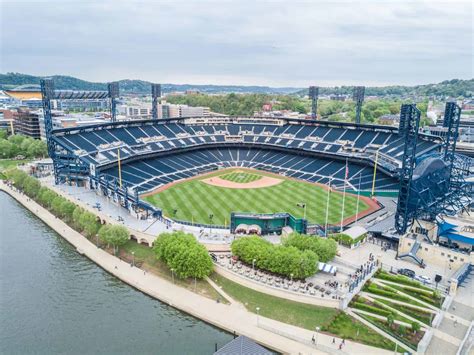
[144,169,370,225]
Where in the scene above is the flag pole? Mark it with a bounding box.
[324,178,332,237]
[371,149,379,198]
[340,159,348,232]
[355,172,362,223]
[117,148,122,188]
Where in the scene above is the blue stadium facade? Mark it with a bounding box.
[41,79,472,234]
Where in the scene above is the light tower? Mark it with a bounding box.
[353,86,365,124]
[309,86,319,119]
[107,82,119,122]
[151,83,161,120]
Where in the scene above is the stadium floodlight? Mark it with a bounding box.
[151,83,161,119]
[353,86,365,124]
[309,86,319,119]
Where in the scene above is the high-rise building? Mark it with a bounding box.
[14,108,41,139]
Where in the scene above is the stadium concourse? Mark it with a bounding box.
[51,116,440,228]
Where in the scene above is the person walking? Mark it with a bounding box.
[312,335,315,344]
[332,337,336,344]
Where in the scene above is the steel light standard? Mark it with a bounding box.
[315,326,320,346]
[252,258,256,274]
[256,307,260,326]
[95,233,99,247]
[171,268,175,284]
[290,273,294,283]
[131,251,135,267]
[209,214,214,236]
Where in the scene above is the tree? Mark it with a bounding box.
[231,236,318,278]
[72,207,85,231]
[79,211,100,238]
[51,196,65,215]
[59,200,76,222]
[398,325,406,337]
[411,321,420,334]
[282,233,337,263]
[98,225,129,254]
[23,176,41,198]
[153,231,213,279]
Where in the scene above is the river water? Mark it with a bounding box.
[0,192,233,354]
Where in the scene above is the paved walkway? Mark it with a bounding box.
[1,182,394,355]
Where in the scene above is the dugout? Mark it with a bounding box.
[230,212,307,235]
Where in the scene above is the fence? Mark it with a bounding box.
[257,321,348,355]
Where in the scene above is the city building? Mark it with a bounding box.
[13,108,42,139]
[378,114,400,126]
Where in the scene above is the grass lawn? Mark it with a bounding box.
[144,168,370,225]
[119,240,225,302]
[212,273,397,351]
[212,272,338,328]
[0,159,30,172]
[324,312,397,351]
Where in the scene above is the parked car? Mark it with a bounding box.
[398,268,415,278]
[415,275,432,285]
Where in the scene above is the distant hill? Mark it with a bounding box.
[294,79,473,98]
[0,73,299,95]
[0,73,472,97]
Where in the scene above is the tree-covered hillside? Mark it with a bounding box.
[0,73,472,97]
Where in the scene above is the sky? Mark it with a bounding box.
[0,0,472,87]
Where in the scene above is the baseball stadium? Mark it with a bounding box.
[40,80,472,238]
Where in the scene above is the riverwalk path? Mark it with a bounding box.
[0,181,393,355]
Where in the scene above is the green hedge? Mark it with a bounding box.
[282,233,337,262]
[232,236,318,278]
[375,270,432,291]
[153,231,213,279]
[330,233,366,246]
[352,302,393,317]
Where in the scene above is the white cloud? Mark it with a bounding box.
[0,0,472,86]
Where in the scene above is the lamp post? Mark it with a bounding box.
[297,202,307,220]
[290,273,294,283]
[252,258,256,274]
[256,307,260,326]
[171,268,175,284]
[315,326,320,346]
[95,233,99,247]
[131,251,135,267]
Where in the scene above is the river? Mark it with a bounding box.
[0,192,233,354]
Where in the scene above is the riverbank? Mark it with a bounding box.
[0,181,393,354]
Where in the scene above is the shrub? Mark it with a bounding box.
[282,233,337,262]
[411,321,420,334]
[232,236,318,278]
[352,302,392,317]
[153,231,213,279]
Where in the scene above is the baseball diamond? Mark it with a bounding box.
[143,168,374,226]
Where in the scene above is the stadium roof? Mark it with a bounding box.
[214,336,272,355]
[4,90,42,100]
[344,225,367,239]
